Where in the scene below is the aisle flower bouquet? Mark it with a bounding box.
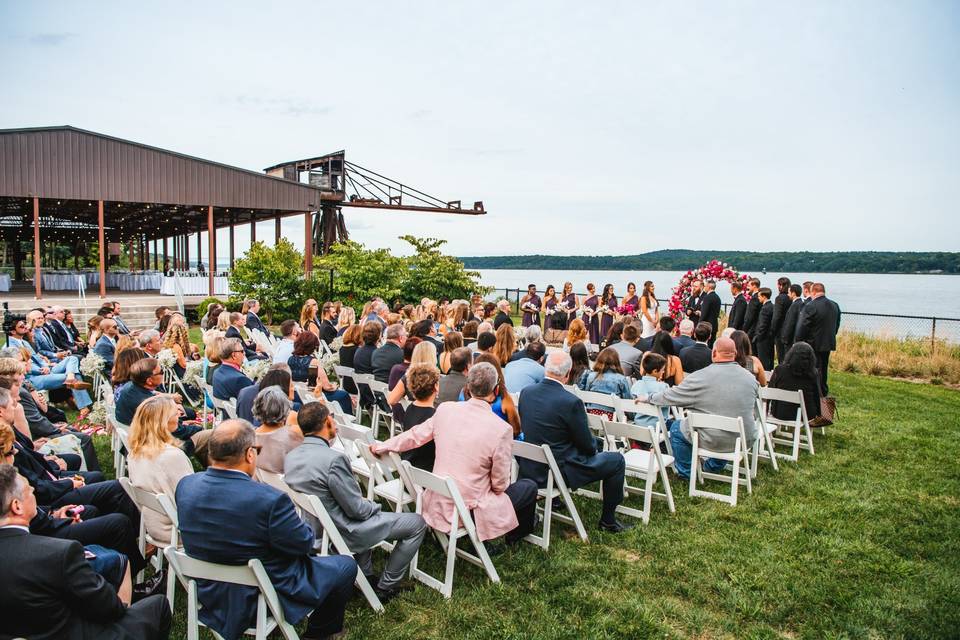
[242,358,272,382]
[155,348,178,370]
[329,336,344,352]
[319,352,339,380]
[181,360,204,388]
[79,352,105,378]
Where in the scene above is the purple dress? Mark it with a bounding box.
[544,297,559,330]
[521,294,542,327]
[563,293,578,327]
[623,295,639,318]
[599,296,618,340]
[584,295,600,344]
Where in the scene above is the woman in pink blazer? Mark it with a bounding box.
[372,363,536,543]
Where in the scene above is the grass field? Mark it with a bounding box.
[93,371,960,639]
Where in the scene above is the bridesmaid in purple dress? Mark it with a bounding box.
[583,282,600,344]
[599,283,617,341]
[520,283,542,328]
[623,282,640,319]
[542,285,559,331]
[561,282,578,328]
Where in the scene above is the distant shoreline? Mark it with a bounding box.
[471,267,958,276]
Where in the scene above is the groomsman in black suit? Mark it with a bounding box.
[750,288,775,370]
[728,282,747,330]
[771,277,792,365]
[781,284,803,351]
[684,279,703,324]
[699,279,722,344]
[742,278,762,336]
[795,282,842,394]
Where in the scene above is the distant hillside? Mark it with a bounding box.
[459,250,960,274]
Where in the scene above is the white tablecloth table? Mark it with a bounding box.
[40,271,163,291]
[0,274,10,292]
[161,275,230,296]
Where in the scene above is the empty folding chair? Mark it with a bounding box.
[118,478,179,607]
[334,366,362,420]
[750,398,781,477]
[625,400,674,458]
[686,412,752,506]
[760,387,814,461]
[211,396,238,420]
[404,462,500,598]
[366,379,397,438]
[600,418,675,524]
[511,441,588,549]
[164,549,303,640]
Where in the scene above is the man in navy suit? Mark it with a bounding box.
[92,318,119,375]
[517,351,631,533]
[244,299,270,336]
[176,420,357,640]
[212,338,255,401]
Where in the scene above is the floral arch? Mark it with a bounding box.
[668,260,752,322]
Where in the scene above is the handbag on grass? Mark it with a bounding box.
[812,396,838,427]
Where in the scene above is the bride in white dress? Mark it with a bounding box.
[639,281,660,338]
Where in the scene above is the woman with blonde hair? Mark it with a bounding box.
[439,331,463,374]
[86,315,104,346]
[386,339,437,406]
[162,323,191,379]
[336,306,356,336]
[493,323,516,367]
[127,395,194,544]
[115,334,137,355]
[300,299,320,337]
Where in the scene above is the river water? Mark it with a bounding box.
[475,269,960,342]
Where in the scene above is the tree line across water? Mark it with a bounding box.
[459,250,960,274]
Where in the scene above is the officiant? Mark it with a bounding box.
[520,284,542,328]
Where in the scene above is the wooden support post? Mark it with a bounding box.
[304,210,313,275]
[196,225,202,270]
[207,205,215,296]
[153,238,158,271]
[229,212,235,271]
[97,200,106,298]
[250,216,256,243]
[184,233,190,271]
[32,197,41,299]
[275,215,281,244]
[163,236,168,271]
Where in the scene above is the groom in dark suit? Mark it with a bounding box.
[771,278,792,364]
[751,288,775,370]
[742,278,762,336]
[684,279,703,325]
[699,280,722,344]
[176,420,357,640]
[517,351,630,533]
[728,282,747,330]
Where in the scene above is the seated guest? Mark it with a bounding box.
[352,322,381,375]
[237,365,300,426]
[576,347,632,417]
[601,321,624,349]
[493,323,516,367]
[493,299,514,329]
[5,314,93,404]
[30,309,69,361]
[768,341,822,424]
[317,301,339,345]
[338,324,362,368]
[398,365,440,470]
[127,396,194,545]
[137,328,163,357]
[503,340,546,393]
[518,352,630,532]
[285,403,427,602]
[93,318,120,374]
[674,319,696,353]
[629,353,673,430]
[111,347,148,401]
[176,419,357,640]
[730,330,767,387]
[637,316,676,352]
[567,342,591,386]
[288,331,353,416]
[252,387,303,474]
[272,319,300,365]
[0,464,172,640]
[509,325,542,363]
[386,339,433,408]
[372,364,537,548]
[564,318,588,352]
[679,322,714,374]
[461,320,479,347]
[212,338,255,401]
[45,306,79,354]
[607,323,643,377]
[244,299,270,336]
[225,312,266,361]
[650,332,685,387]
[153,306,172,331]
[336,306,356,337]
[437,346,471,404]
[465,354,522,436]
[637,337,760,480]
[372,323,407,383]
[474,331,497,360]
[439,331,463,374]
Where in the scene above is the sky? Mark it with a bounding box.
[1,1,958,260]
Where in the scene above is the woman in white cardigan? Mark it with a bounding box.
[127,395,194,545]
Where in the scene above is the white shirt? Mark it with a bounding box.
[272,338,295,365]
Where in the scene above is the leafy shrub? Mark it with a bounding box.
[196,297,226,319]
[228,240,305,322]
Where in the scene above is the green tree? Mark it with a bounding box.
[228,239,304,322]
[398,235,490,302]
[314,240,406,313]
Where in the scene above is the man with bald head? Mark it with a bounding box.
[636,337,760,480]
[176,419,357,640]
[92,318,119,375]
[795,282,841,394]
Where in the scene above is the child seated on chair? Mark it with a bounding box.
[628,353,677,445]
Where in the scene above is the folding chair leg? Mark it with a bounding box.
[354,567,385,613]
[641,467,654,525]
[442,531,457,598]
[187,580,200,640]
[658,462,676,513]
[730,448,740,507]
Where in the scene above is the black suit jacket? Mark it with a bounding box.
[318,319,338,345]
[493,311,514,329]
[752,301,774,342]
[795,296,841,352]
[728,294,747,330]
[699,291,721,336]
[47,319,75,352]
[679,343,712,374]
[781,297,803,343]
[14,439,76,506]
[245,311,269,336]
[743,294,761,335]
[372,342,404,383]
[0,527,131,640]
[684,293,702,322]
[772,293,791,339]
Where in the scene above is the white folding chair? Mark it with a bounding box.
[600,418,675,524]
[622,399,674,458]
[575,390,617,446]
[366,379,397,438]
[404,462,500,598]
[687,412,752,507]
[211,395,238,420]
[164,548,302,640]
[118,478,179,607]
[334,366,362,420]
[334,422,375,495]
[112,422,130,479]
[352,372,378,427]
[162,365,199,407]
[511,441,588,549]
[760,387,814,462]
[358,444,417,513]
[751,398,781,477]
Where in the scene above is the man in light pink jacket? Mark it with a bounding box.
[371,363,537,547]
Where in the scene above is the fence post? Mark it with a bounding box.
[931,317,937,354]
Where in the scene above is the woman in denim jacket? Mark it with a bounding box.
[577,347,632,417]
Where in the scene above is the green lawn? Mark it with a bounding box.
[95,371,960,639]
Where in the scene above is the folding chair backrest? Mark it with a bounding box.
[367,379,392,412]
[577,389,618,412]
[601,417,657,447]
[119,477,167,519]
[337,422,373,446]
[115,425,130,450]
[687,412,747,451]
[760,387,804,406]
[512,440,548,465]
[256,468,290,493]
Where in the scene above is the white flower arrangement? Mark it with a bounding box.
[521,301,540,313]
[329,336,344,352]
[85,401,108,428]
[181,360,204,387]
[155,348,178,370]
[79,352,106,378]
[242,358,272,382]
[319,352,339,379]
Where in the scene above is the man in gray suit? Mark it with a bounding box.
[635,337,759,480]
[283,403,427,603]
[607,324,643,377]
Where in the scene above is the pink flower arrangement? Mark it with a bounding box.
[668,260,753,322]
[616,303,636,316]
